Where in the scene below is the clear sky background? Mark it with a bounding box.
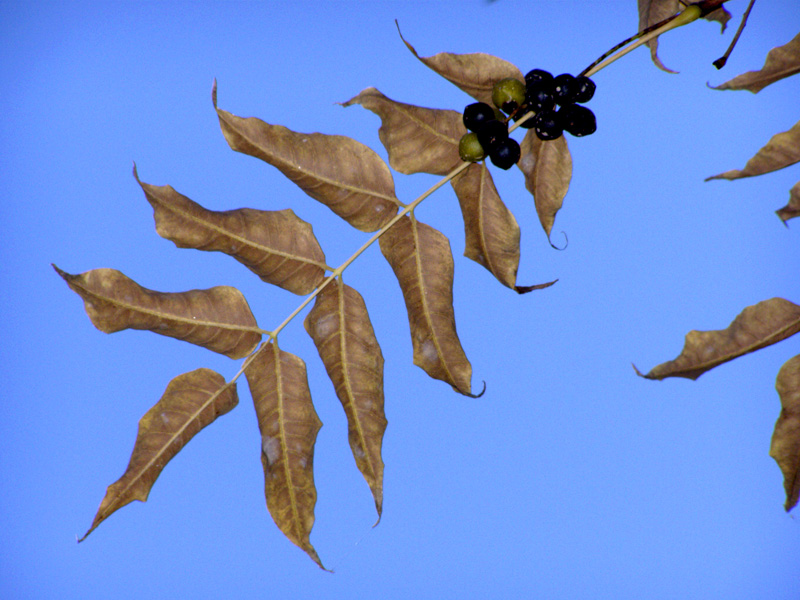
[2,1,799,598]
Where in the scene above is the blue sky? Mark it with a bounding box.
[2,1,798,598]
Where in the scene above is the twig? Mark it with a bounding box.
[713,0,756,69]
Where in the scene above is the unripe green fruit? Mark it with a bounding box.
[458,132,486,162]
[491,77,526,114]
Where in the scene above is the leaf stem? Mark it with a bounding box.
[712,0,755,69]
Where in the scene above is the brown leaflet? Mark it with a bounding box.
[342,88,464,176]
[303,280,387,518]
[397,26,524,105]
[777,181,800,224]
[54,266,261,359]
[450,162,521,290]
[79,369,238,541]
[212,82,399,233]
[517,130,573,241]
[711,32,800,93]
[634,298,800,380]
[637,1,729,73]
[379,215,473,395]
[706,120,800,180]
[244,341,325,569]
[135,167,327,295]
[770,354,800,511]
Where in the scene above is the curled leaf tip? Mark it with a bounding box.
[211,79,218,108]
[548,231,568,251]
[456,380,487,398]
[515,279,558,295]
[631,363,647,378]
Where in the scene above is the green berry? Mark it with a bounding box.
[462,102,496,132]
[491,77,526,114]
[489,138,521,170]
[559,104,596,137]
[458,132,486,162]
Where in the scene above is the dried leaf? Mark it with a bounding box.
[704,6,732,31]
[54,265,261,359]
[711,32,800,93]
[245,342,325,569]
[213,82,399,233]
[638,0,681,73]
[777,181,800,224]
[342,87,463,176]
[451,162,521,289]
[80,369,238,541]
[635,298,800,380]
[304,280,386,518]
[517,130,573,240]
[706,121,800,180]
[770,354,800,511]
[135,166,327,295]
[397,26,524,105]
[379,215,473,395]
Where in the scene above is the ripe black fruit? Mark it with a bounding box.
[552,73,576,106]
[458,132,486,162]
[533,110,563,141]
[491,78,526,114]
[572,76,596,103]
[559,104,596,137]
[476,119,509,151]
[489,138,521,170]
[525,81,556,113]
[525,69,553,89]
[462,102,496,133]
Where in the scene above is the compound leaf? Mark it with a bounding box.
[379,215,473,395]
[706,120,800,181]
[213,82,399,233]
[711,32,800,93]
[54,265,261,359]
[135,166,327,295]
[304,280,386,518]
[518,130,573,241]
[245,342,325,569]
[777,181,800,224]
[79,369,238,541]
[397,26,523,105]
[635,298,800,380]
[770,354,800,511]
[342,87,463,176]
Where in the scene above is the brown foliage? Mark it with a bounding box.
[771,355,800,511]
[711,32,800,93]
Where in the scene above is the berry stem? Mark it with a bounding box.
[580,3,704,77]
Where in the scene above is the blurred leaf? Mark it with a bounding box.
[517,130,573,241]
[213,82,399,232]
[380,215,473,395]
[135,166,327,295]
[711,32,800,93]
[397,26,523,105]
[79,369,238,541]
[245,342,325,569]
[706,121,800,180]
[770,354,800,511]
[451,162,521,289]
[635,298,800,380]
[304,280,386,518]
[54,265,261,359]
[342,87,463,176]
[777,181,800,224]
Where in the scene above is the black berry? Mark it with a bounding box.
[476,119,509,152]
[533,110,563,141]
[489,138,521,170]
[559,104,596,137]
[525,69,553,89]
[491,78,526,114]
[462,102,496,133]
[552,73,576,106]
[525,81,556,113]
[458,132,486,162]
[572,76,596,103]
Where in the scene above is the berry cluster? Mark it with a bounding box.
[458,69,597,170]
